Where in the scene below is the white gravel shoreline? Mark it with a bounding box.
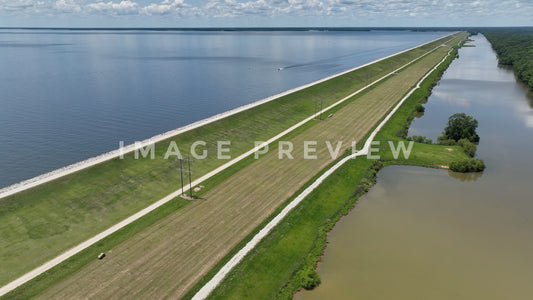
[0,34,449,200]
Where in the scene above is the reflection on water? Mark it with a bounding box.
[297,34,533,299]
[447,170,483,182]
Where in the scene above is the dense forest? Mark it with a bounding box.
[481,28,533,90]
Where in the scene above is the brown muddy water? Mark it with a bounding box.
[296,34,533,299]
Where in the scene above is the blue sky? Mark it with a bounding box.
[0,0,532,27]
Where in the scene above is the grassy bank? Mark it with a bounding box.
[203,33,469,300]
[0,34,459,288]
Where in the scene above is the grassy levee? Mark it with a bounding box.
[0,33,458,288]
[18,34,467,300]
[202,32,469,300]
[2,66,394,299]
[3,92,368,300]
[0,34,456,287]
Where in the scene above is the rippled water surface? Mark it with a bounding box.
[0,29,447,187]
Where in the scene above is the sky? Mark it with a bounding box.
[0,0,532,28]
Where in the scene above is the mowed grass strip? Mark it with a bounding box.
[0,34,455,286]
[34,43,456,299]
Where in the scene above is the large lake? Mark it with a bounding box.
[297,35,533,299]
[0,30,448,188]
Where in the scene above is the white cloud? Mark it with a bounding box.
[141,0,188,15]
[55,0,82,13]
[0,0,44,12]
[199,0,326,18]
[200,0,274,18]
[87,0,139,15]
[0,0,532,24]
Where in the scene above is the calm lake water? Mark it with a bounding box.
[0,29,448,188]
[297,34,533,299]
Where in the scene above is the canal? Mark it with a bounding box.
[297,34,533,299]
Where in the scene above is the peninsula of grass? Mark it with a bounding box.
[0,33,463,289]
[202,33,470,300]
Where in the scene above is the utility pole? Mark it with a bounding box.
[176,157,184,196]
[177,156,193,198]
[187,154,193,198]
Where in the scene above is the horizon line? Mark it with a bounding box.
[1,26,532,31]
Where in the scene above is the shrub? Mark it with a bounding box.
[457,138,477,157]
[415,104,425,113]
[299,267,321,290]
[449,158,486,173]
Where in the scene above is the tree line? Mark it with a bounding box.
[481,28,533,90]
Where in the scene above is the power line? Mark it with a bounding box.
[176,157,184,196]
[187,154,193,199]
[178,155,194,199]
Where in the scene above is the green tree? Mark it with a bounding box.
[440,113,480,143]
[483,29,533,91]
